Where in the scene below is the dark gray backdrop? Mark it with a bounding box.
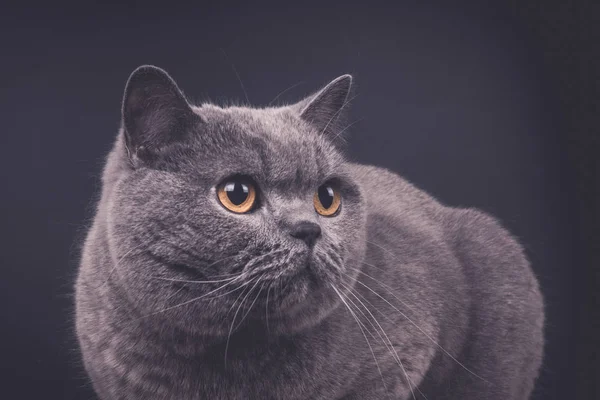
[1,2,596,399]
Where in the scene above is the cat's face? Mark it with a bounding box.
[107,66,366,335]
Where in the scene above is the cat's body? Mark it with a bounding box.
[76,66,544,399]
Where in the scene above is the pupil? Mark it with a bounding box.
[225,182,249,205]
[318,185,334,209]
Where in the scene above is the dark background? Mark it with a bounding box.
[1,2,598,399]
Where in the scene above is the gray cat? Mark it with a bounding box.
[75,65,544,400]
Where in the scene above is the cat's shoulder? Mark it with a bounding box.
[347,163,426,194]
[443,208,537,284]
[347,163,532,258]
[347,163,443,217]
[346,163,531,249]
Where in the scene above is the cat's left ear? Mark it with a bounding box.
[292,74,353,140]
[122,65,201,163]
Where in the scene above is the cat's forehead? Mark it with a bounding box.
[197,105,321,142]
[194,105,344,189]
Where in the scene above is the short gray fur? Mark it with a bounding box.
[75,65,544,400]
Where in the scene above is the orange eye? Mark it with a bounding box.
[314,183,341,216]
[217,178,257,214]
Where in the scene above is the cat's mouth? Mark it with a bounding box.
[264,257,323,311]
[274,251,311,279]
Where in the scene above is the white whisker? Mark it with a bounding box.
[127,274,249,324]
[152,276,239,284]
[331,117,364,141]
[331,285,388,392]
[349,265,490,384]
[265,282,272,334]
[365,239,399,259]
[341,282,422,400]
[268,80,305,106]
[234,281,265,331]
[224,278,262,366]
[220,48,249,104]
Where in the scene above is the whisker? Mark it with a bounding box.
[151,276,239,284]
[347,266,490,384]
[331,285,388,392]
[220,48,249,104]
[167,252,242,275]
[341,282,419,400]
[200,253,248,271]
[358,260,466,324]
[365,240,399,259]
[268,80,305,106]
[199,280,250,302]
[331,117,364,142]
[242,249,288,277]
[351,262,469,330]
[265,282,272,334]
[224,277,262,366]
[146,248,284,285]
[340,284,393,343]
[159,240,210,266]
[126,274,249,324]
[234,280,265,331]
[163,285,187,302]
[225,278,254,318]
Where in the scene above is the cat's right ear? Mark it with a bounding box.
[291,74,353,142]
[121,65,201,163]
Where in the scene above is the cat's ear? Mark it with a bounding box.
[293,74,353,139]
[122,65,201,162]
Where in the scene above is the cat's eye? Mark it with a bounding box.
[314,183,341,217]
[217,177,257,214]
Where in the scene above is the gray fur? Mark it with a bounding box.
[75,66,544,399]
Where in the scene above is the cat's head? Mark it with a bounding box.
[106,66,366,336]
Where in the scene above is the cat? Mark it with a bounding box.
[75,65,544,400]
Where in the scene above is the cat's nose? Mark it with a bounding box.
[289,221,321,247]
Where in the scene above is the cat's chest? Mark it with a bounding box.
[108,331,356,400]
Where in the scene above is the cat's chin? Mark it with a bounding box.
[258,287,339,335]
[247,270,340,334]
[275,268,313,311]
